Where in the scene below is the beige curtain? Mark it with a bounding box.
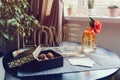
[40,0,53,25]
[28,0,65,42]
[42,0,65,42]
[27,0,43,20]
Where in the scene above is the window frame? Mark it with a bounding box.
[83,0,120,6]
[64,0,120,16]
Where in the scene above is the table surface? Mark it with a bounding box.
[2,42,120,80]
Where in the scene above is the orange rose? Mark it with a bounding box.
[94,20,102,33]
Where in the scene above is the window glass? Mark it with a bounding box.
[83,0,120,6]
[64,0,120,16]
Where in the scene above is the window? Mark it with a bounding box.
[64,0,120,16]
[64,0,78,15]
[83,0,120,6]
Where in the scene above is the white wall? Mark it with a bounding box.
[65,19,120,57]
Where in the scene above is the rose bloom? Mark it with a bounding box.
[94,20,102,33]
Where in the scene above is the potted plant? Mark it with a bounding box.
[67,3,73,15]
[88,0,94,16]
[108,4,119,17]
[0,0,40,54]
[88,0,94,9]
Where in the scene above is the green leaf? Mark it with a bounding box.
[3,33,9,40]
[34,20,39,25]
[0,19,5,26]
[31,15,34,19]
[15,17,20,22]
[20,14,24,19]
[7,18,20,27]
[22,0,29,8]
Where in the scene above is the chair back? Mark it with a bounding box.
[23,28,37,48]
[37,25,55,47]
[62,24,81,42]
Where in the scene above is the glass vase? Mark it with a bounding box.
[81,27,96,53]
[88,9,94,16]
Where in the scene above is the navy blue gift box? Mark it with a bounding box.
[19,50,63,72]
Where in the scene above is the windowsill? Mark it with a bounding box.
[65,15,120,23]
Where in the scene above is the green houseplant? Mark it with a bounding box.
[88,0,94,16]
[67,3,73,15]
[88,0,94,9]
[108,4,119,17]
[108,5,119,9]
[0,0,40,53]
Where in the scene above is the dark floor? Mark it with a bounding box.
[114,70,120,80]
[4,70,120,80]
[98,70,120,80]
